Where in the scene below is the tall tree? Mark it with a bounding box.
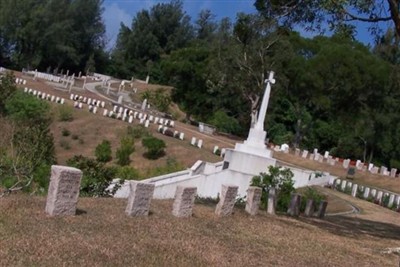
[254,0,400,37]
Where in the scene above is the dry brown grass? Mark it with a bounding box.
[0,194,399,267]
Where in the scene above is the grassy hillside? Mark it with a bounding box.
[0,193,399,266]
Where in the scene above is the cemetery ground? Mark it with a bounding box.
[0,193,399,266]
[2,71,399,266]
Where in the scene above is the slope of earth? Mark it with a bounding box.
[0,194,399,267]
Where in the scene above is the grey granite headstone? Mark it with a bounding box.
[215,184,238,216]
[245,186,262,216]
[304,199,314,217]
[316,201,328,218]
[172,186,197,218]
[267,187,276,215]
[125,182,155,216]
[45,165,82,216]
[287,193,301,217]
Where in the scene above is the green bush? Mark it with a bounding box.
[95,140,112,163]
[116,166,140,180]
[251,166,295,211]
[208,110,241,135]
[116,136,135,166]
[71,134,79,140]
[127,125,149,139]
[57,105,74,122]
[300,187,326,212]
[61,128,70,136]
[142,136,166,159]
[66,155,118,197]
[144,157,184,177]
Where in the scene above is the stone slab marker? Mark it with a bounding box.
[215,184,238,216]
[125,182,155,216]
[304,199,314,217]
[267,187,276,215]
[388,194,395,208]
[351,184,358,197]
[287,193,301,217]
[172,186,197,218]
[316,201,328,218]
[363,187,370,199]
[245,186,262,216]
[45,165,82,216]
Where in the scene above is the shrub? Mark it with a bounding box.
[251,166,295,211]
[208,110,241,135]
[66,155,117,197]
[71,134,79,140]
[57,105,74,122]
[61,128,70,136]
[95,140,112,163]
[142,136,166,159]
[127,125,149,139]
[300,187,326,212]
[144,157,184,177]
[116,136,135,166]
[116,166,140,180]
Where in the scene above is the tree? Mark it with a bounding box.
[110,0,193,79]
[142,136,166,159]
[95,140,112,163]
[251,166,295,211]
[254,0,400,37]
[0,0,105,72]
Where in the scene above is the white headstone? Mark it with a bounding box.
[191,137,196,146]
[179,132,184,140]
[197,139,203,149]
[128,116,133,123]
[103,109,108,116]
[144,120,150,128]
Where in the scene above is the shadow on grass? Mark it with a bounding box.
[296,215,400,240]
[76,209,87,215]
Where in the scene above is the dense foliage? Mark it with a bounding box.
[1,1,400,168]
[0,73,55,194]
[95,140,112,163]
[142,136,166,160]
[251,166,295,211]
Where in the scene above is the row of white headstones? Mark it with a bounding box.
[332,178,400,211]
[24,87,66,104]
[71,93,209,150]
[286,147,399,179]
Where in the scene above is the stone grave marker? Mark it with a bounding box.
[363,187,370,199]
[45,165,82,216]
[172,186,197,218]
[144,120,150,128]
[301,150,308,158]
[191,137,196,146]
[128,116,133,123]
[125,182,155,216]
[316,201,328,218]
[215,184,238,216]
[179,132,184,140]
[197,139,203,149]
[287,193,301,217]
[294,148,300,157]
[267,187,276,215]
[304,199,314,217]
[340,180,347,191]
[213,146,219,154]
[390,168,397,178]
[245,186,262,216]
[388,194,395,208]
[103,109,108,116]
[351,184,358,197]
